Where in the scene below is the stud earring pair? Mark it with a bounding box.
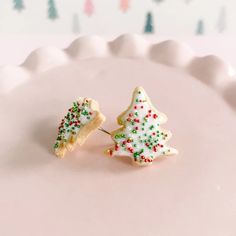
[54,86,178,166]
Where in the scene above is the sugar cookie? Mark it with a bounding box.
[54,98,106,158]
[106,87,178,166]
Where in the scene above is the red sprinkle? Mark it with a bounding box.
[127,147,133,153]
[153,114,158,119]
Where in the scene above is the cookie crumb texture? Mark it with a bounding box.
[54,97,105,158]
[107,87,178,166]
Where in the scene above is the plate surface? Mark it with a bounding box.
[0,36,236,236]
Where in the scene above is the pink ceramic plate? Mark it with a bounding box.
[0,35,235,236]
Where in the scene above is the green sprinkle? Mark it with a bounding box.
[133,152,139,158]
[82,111,88,116]
[115,134,126,139]
[149,125,154,130]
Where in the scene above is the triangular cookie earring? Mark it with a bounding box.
[106,86,178,166]
[54,97,106,158]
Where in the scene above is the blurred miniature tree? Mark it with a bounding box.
[185,0,192,4]
[153,0,164,3]
[48,0,58,20]
[84,0,94,17]
[196,19,204,35]
[217,6,226,33]
[120,0,129,12]
[72,13,80,34]
[144,12,154,34]
[13,0,24,11]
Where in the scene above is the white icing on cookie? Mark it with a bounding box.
[107,87,178,166]
[54,97,97,156]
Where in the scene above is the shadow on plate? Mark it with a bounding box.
[223,81,236,112]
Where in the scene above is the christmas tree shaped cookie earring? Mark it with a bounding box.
[54,97,106,158]
[106,87,178,166]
